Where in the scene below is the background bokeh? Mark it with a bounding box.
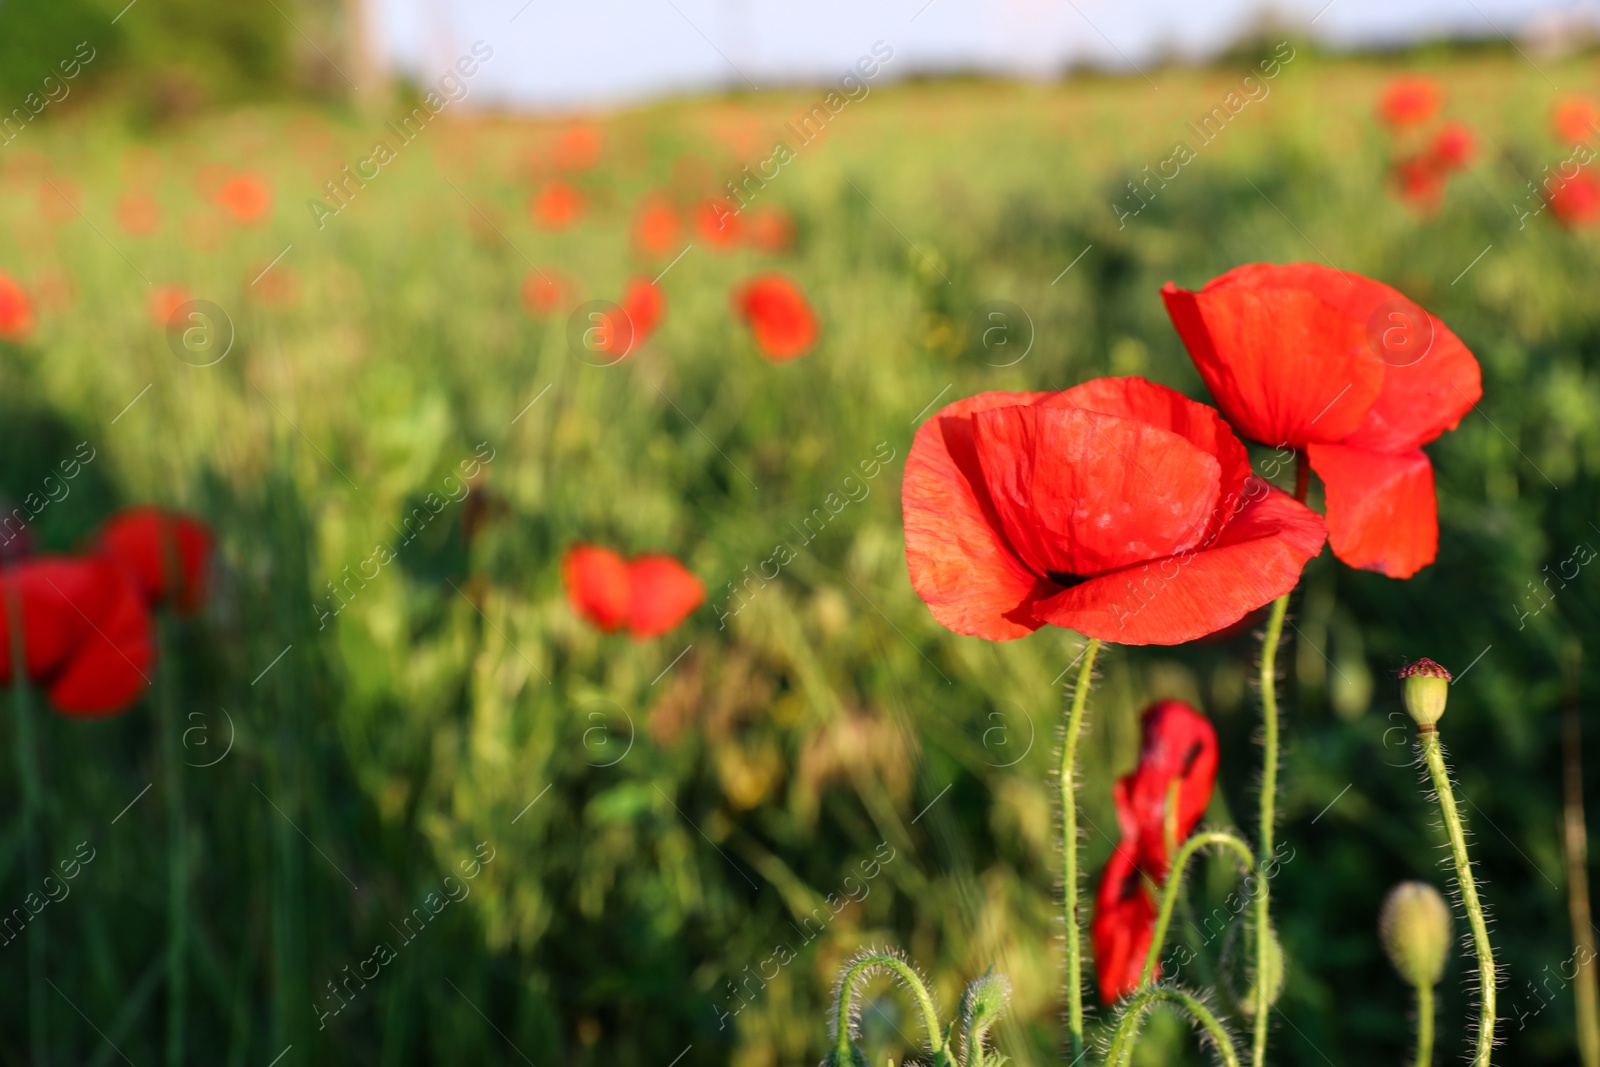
[1,2,1599,1065]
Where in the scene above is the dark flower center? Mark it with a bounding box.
[1045,569,1090,589]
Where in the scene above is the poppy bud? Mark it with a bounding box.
[1379,881,1452,989]
[1399,658,1451,729]
[1223,920,1286,1016]
[959,968,1011,1032]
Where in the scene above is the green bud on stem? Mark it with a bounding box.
[1399,658,1451,730]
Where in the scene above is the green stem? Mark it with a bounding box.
[8,578,48,1067]
[1138,830,1258,989]
[1414,982,1435,1067]
[1061,637,1102,1061]
[158,616,187,1067]
[1421,731,1496,1067]
[832,952,947,1061]
[1105,985,1242,1067]
[1253,593,1289,1067]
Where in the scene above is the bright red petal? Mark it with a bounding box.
[903,391,1052,641]
[49,560,154,717]
[1306,444,1437,579]
[562,545,630,632]
[1341,320,1480,454]
[1162,265,1385,447]
[97,507,214,615]
[969,403,1222,579]
[1092,847,1159,1003]
[734,274,818,362]
[1030,482,1326,645]
[1116,700,1218,878]
[627,556,703,638]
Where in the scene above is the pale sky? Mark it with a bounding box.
[372,0,1600,110]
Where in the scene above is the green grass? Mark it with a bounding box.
[2,42,1600,1065]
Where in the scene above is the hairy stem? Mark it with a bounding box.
[1105,985,1241,1067]
[1138,830,1258,989]
[1253,592,1289,1067]
[1414,982,1435,1067]
[1421,731,1496,1066]
[832,953,946,1061]
[1061,638,1102,1061]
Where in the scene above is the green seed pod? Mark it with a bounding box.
[1399,658,1452,728]
[959,969,1011,1031]
[1222,918,1286,1016]
[1380,881,1452,989]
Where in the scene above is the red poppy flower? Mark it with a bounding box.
[626,555,704,637]
[521,270,573,316]
[633,197,681,258]
[696,198,742,249]
[1092,699,1218,1002]
[95,508,214,616]
[0,273,34,342]
[563,545,631,632]
[591,279,665,360]
[1553,96,1600,145]
[0,556,155,717]
[150,284,190,328]
[746,207,795,253]
[1378,77,1441,127]
[532,181,585,230]
[554,123,604,172]
[1428,122,1475,170]
[215,174,272,225]
[903,377,1326,645]
[1393,155,1446,213]
[733,274,819,362]
[116,192,163,236]
[1163,264,1481,578]
[1549,172,1600,228]
[563,546,702,637]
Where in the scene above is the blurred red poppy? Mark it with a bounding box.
[1378,77,1441,127]
[1548,172,1600,228]
[626,555,704,637]
[1393,154,1446,213]
[248,263,298,306]
[0,556,154,717]
[902,377,1326,645]
[215,174,272,225]
[1554,95,1600,145]
[696,198,742,249]
[150,284,190,327]
[116,192,163,236]
[532,181,585,230]
[521,269,573,316]
[1163,263,1481,578]
[554,123,604,172]
[590,278,666,360]
[0,273,34,342]
[563,545,631,632]
[1092,699,1218,1002]
[633,197,682,258]
[96,508,214,616]
[746,207,796,253]
[733,274,819,362]
[1428,121,1475,170]
[37,179,80,226]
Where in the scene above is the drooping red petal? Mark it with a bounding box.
[1305,444,1437,579]
[1030,482,1326,645]
[969,403,1222,579]
[96,508,214,615]
[1113,700,1218,879]
[562,545,630,632]
[1162,265,1385,447]
[626,555,703,638]
[48,559,154,717]
[903,391,1052,641]
[1092,847,1159,1004]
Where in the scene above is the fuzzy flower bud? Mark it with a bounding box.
[1399,658,1451,729]
[959,968,1011,1055]
[1379,881,1452,989]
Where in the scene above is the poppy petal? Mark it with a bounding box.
[96,508,214,615]
[627,556,703,637]
[1162,265,1385,447]
[903,391,1053,641]
[1341,319,1481,454]
[1092,847,1159,1003]
[1306,444,1437,578]
[1030,482,1327,645]
[1116,700,1218,879]
[562,545,631,632]
[49,561,154,717]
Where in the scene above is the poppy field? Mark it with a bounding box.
[4,35,1600,1067]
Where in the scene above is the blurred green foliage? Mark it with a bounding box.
[0,39,1598,1067]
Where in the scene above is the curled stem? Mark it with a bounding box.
[1253,592,1289,1067]
[832,952,946,1062]
[1105,984,1241,1067]
[1138,830,1258,990]
[1061,638,1103,1060]
[1421,731,1496,1066]
[1414,982,1435,1067]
